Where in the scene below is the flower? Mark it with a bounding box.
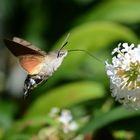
[59,110,72,124]
[49,107,60,117]
[106,43,140,110]
[49,108,78,133]
[59,110,78,133]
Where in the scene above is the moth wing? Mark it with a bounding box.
[4,37,46,57]
[19,55,45,75]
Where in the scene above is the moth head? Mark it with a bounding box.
[57,49,68,59]
[46,50,67,72]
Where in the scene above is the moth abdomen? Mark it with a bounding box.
[24,75,46,97]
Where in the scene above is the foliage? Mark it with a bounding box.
[1,0,140,139]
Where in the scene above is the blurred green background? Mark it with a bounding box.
[1,0,140,139]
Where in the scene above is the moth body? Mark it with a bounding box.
[24,74,47,96]
[4,37,68,97]
[24,51,67,96]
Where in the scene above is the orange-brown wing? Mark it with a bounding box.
[4,37,46,57]
[19,55,45,75]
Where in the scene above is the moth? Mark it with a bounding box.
[4,37,68,97]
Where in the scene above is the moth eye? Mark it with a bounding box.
[57,52,65,57]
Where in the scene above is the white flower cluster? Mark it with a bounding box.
[106,43,140,109]
[49,107,78,133]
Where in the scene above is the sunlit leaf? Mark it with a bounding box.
[25,81,105,118]
[79,106,140,133]
[75,1,140,25]
[2,116,54,139]
[39,21,138,90]
[5,134,31,140]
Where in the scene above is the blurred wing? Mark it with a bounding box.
[4,37,46,57]
[19,55,45,75]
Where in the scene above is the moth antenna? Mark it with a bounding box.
[57,33,70,57]
[68,49,103,63]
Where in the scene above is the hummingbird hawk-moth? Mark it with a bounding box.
[4,37,68,97]
[4,34,100,97]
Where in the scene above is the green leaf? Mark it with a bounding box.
[5,134,31,140]
[75,1,140,25]
[40,21,138,89]
[79,106,140,134]
[2,116,54,139]
[25,81,105,118]
[54,21,138,71]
